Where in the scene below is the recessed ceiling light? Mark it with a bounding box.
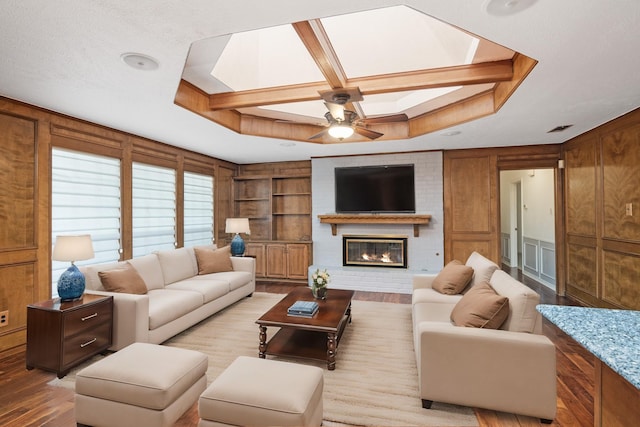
[121,53,159,71]
[279,142,296,147]
[485,0,537,16]
[441,130,461,136]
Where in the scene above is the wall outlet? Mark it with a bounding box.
[0,310,8,327]
[626,203,633,217]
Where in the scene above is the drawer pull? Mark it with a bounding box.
[80,338,97,348]
[81,313,98,321]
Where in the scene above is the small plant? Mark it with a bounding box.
[311,268,330,299]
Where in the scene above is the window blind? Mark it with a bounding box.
[132,162,176,257]
[184,171,214,247]
[51,148,122,297]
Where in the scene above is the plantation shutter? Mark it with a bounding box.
[132,162,176,257]
[184,171,214,247]
[51,148,122,297]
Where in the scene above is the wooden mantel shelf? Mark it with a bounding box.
[318,214,432,237]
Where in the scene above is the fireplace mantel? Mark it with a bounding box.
[318,214,431,237]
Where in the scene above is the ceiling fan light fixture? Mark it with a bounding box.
[328,124,354,140]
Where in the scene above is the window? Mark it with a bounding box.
[184,171,214,247]
[51,149,121,296]
[132,162,176,257]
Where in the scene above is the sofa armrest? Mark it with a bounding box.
[417,322,557,420]
[231,256,256,276]
[85,290,149,351]
[413,274,436,291]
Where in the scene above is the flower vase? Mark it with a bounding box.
[312,285,327,300]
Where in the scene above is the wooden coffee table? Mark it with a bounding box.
[256,287,354,370]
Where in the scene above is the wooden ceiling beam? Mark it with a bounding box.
[292,20,346,89]
[350,60,514,95]
[208,59,513,111]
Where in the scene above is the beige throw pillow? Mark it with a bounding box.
[195,245,233,274]
[450,281,509,329]
[98,262,148,294]
[432,260,474,295]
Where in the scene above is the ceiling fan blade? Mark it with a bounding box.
[324,102,345,121]
[359,113,408,124]
[308,128,330,140]
[354,126,384,140]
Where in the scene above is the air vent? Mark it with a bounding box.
[547,125,573,133]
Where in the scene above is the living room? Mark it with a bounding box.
[2,1,640,426]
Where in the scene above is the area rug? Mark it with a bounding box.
[50,292,478,426]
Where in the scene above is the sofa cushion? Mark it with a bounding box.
[194,271,253,291]
[156,247,198,285]
[166,278,230,303]
[412,288,464,305]
[194,245,233,274]
[128,253,165,291]
[432,260,473,295]
[489,270,541,333]
[82,261,126,291]
[450,281,509,329]
[147,289,203,330]
[98,262,147,294]
[465,251,499,289]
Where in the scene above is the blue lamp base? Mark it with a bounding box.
[58,263,86,301]
[230,233,245,256]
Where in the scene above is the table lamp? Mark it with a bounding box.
[225,218,250,256]
[52,234,95,301]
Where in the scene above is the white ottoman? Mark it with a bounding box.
[199,356,324,427]
[75,342,208,427]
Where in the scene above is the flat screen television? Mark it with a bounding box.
[334,164,416,213]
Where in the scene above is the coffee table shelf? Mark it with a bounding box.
[256,287,354,370]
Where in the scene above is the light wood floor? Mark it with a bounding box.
[0,276,593,427]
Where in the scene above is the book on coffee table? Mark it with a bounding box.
[287,300,319,317]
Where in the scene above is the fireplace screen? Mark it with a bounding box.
[343,235,408,268]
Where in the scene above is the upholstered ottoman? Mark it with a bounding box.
[75,342,208,427]
[198,356,324,427]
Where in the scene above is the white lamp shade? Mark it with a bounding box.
[328,124,354,139]
[225,218,251,235]
[52,235,95,262]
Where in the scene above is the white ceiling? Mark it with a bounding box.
[1,0,639,164]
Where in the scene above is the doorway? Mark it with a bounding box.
[500,169,556,290]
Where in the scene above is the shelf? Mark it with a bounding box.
[317,214,432,237]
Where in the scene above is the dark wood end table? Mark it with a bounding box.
[255,287,354,370]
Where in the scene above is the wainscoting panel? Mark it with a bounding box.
[523,237,556,287]
[501,233,511,265]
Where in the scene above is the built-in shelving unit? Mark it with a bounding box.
[233,161,312,283]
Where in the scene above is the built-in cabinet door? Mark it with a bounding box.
[244,243,266,278]
[286,244,309,280]
[266,244,287,278]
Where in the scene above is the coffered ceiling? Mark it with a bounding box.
[1,1,639,163]
[178,5,535,144]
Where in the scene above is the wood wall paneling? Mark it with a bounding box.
[601,125,640,242]
[215,165,235,245]
[444,152,498,263]
[0,113,36,249]
[601,250,640,310]
[565,138,598,236]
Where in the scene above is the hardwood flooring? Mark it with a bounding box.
[0,278,594,427]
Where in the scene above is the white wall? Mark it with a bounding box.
[310,151,444,293]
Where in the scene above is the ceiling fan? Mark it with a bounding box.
[308,89,408,141]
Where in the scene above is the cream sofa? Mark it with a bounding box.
[412,252,557,423]
[81,245,255,351]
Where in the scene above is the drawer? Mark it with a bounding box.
[63,300,113,338]
[62,321,112,368]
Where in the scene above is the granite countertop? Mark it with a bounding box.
[537,304,640,390]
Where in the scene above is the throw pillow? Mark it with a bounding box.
[450,281,510,329]
[195,245,233,275]
[432,260,474,295]
[98,262,148,294]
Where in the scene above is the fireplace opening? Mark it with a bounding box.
[343,235,408,268]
